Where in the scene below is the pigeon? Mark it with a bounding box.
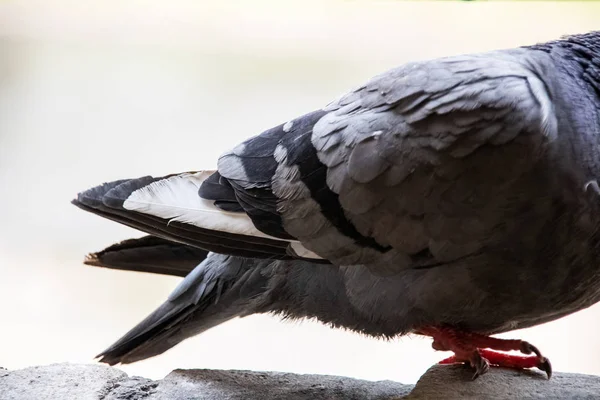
[73,31,600,380]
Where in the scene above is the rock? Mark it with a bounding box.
[0,363,409,400]
[406,365,600,399]
[155,369,409,400]
[1,363,599,400]
[0,363,154,400]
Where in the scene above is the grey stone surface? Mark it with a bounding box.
[406,365,600,400]
[0,363,152,400]
[0,363,409,400]
[154,369,410,400]
[1,363,600,400]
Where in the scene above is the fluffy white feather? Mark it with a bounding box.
[122,171,323,260]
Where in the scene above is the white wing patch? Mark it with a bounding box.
[122,171,323,260]
[289,242,322,259]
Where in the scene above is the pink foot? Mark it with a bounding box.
[417,326,552,380]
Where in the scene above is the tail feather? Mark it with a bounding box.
[84,235,209,277]
[72,173,306,260]
[95,253,267,365]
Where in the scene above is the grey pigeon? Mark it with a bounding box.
[73,31,600,380]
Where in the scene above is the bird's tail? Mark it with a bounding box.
[84,235,209,277]
[95,252,269,365]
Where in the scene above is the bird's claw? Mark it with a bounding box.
[521,341,552,379]
[470,351,490,380]
[538,357,552,379]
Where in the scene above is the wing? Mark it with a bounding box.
[73,173,326,263]
[206,49,558,273]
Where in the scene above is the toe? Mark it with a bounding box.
[538,357,552,379]
[470,352,490,380]
[520,341,543,358]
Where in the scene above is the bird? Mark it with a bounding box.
[73,31,600,380]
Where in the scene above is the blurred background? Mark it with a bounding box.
[1,0,599,385]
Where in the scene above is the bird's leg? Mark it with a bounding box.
[416,326,552,380]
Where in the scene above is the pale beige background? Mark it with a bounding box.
[1,0,599,385]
